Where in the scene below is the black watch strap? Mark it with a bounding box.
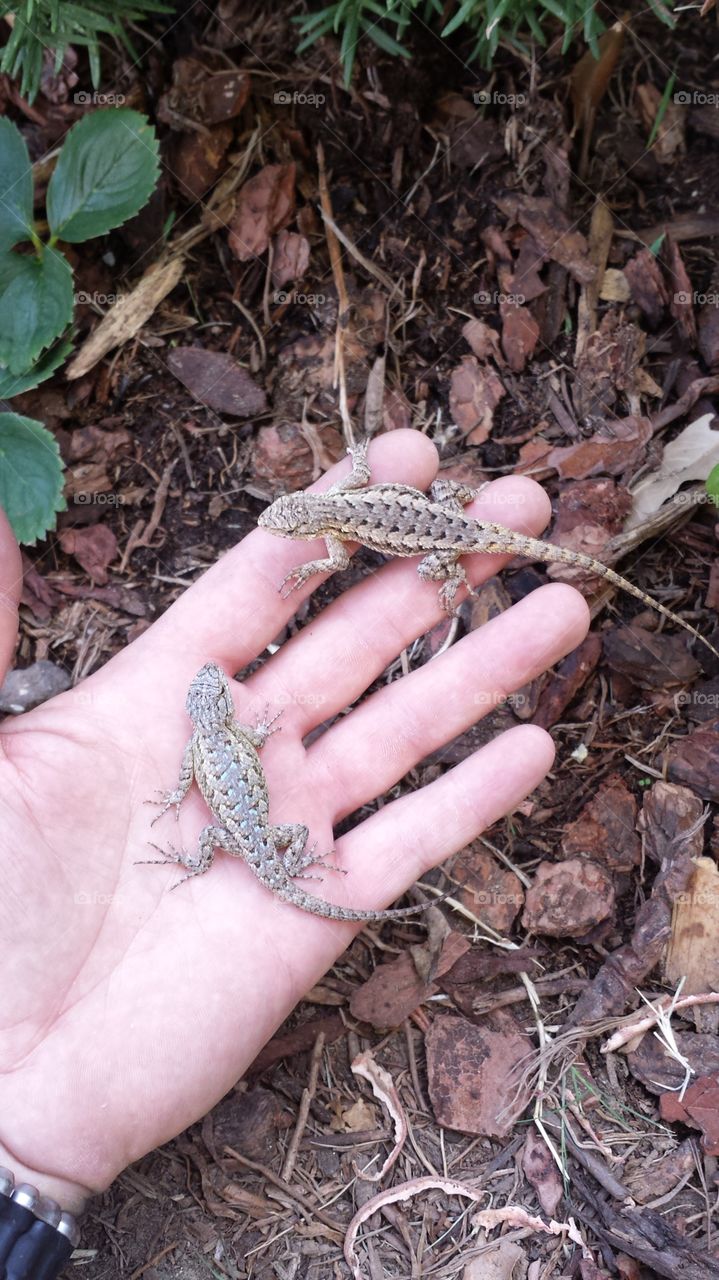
[0,1168,80,1280]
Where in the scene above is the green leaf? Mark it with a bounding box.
[0,333,74,398]
[0,412,66,544]
[706,463,719,507]
[46,108,160,243]
[0,246,74,373]
[0,118,35,251]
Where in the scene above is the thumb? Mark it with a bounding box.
[0,507,21,682]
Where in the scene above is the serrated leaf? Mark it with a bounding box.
[0,117,35,251]
[46,108,160,244]
[0,246,74,373]
[0,412,66,544]
[0,333,74,397]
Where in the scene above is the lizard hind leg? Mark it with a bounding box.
[417,551,476,614]
[273,823,347,877]
[429,478,477,509]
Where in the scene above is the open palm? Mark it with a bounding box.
[0,430,588,1212]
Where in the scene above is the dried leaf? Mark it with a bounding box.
[228,162,296,261]
[167,347,267,416]
[522,1126,563,1217]
[449,354,505,443]
[271,229,310,288]
[58,524,117,584]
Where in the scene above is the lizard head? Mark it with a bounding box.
[258,492,324,539]
[186,662,234,726]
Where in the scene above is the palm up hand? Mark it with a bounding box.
[0,430,588,1211]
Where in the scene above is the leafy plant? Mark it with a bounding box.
[0,109,159,377]
[296,0,676,82]
[0,107,159,542]
[0,413,65,543]
[0,0,171,104]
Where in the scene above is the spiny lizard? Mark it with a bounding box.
[143,662,443,921]
[258,440,719,660]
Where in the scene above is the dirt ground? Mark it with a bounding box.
[7,0,719,1275]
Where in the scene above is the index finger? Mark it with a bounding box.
[130,430,440,680]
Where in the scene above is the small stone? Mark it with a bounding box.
[0,660,71,713]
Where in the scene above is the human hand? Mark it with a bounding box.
[0,430,588,1212]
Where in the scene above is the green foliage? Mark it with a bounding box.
[0,413,66,544]
[46,109,161,242]
[0,109,159,375]
[0,108,159,541]
[0,0,170,104]
[296,0,675,81]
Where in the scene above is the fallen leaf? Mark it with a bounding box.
[170,123,233,202]
[425,1012,531,1137]
[349,931,469,1029]
[571,21,625,179]
[659,1074,719,1155]
[449,354,505,443]
[167,347,267,416]
[463,1239,527,1279]
[58,524,117,585]
[494,193,596,285]
[636,82,685,163]
[522,415,653,480]
[228,162,296,261]
[250,422,344,493]
[500,305,539,373]
[628,413,719,528]
[522,1126,563,1217]
[522,858,615,938]
[271,229,310,287]
[462,318,505,363]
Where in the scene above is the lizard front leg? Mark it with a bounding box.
[147,738,195,825]
[240,706,283,750]
[280,533,351,596]
[329,438,371,493]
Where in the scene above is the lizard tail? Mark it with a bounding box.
[506,533,719,662]
[277,881,450,921]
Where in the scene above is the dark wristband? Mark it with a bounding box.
[0,1169,80,1280]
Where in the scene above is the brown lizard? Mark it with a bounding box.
[142,662,445,920]
[258,439,719,660]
